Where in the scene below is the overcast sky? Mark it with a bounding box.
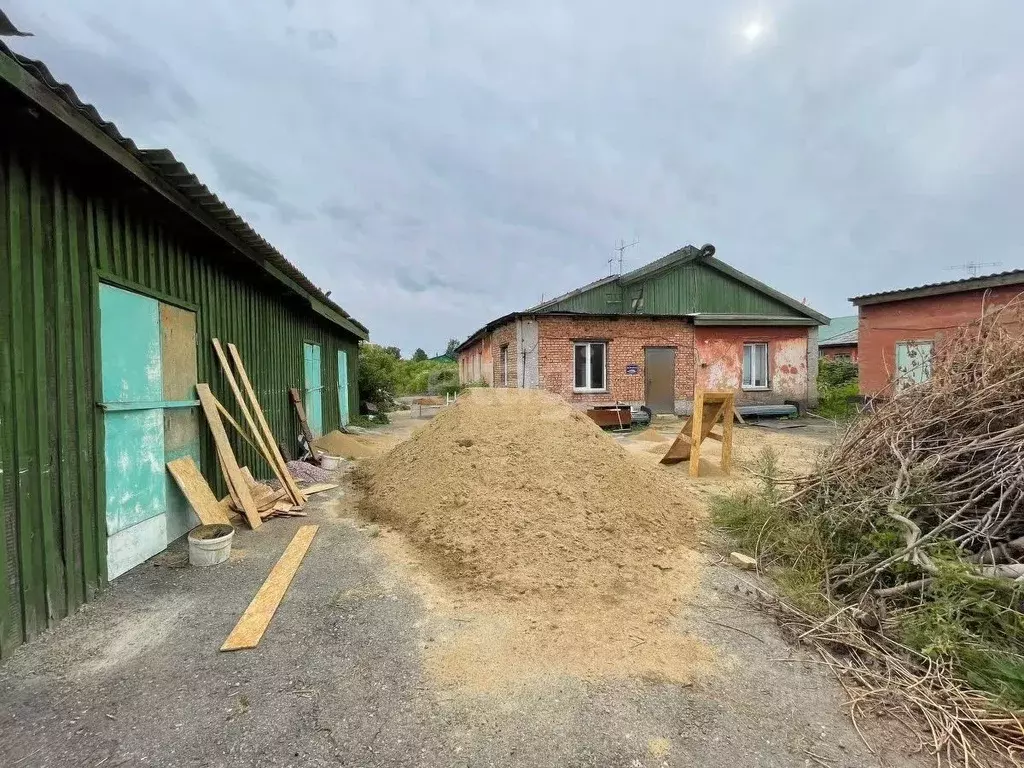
[6,2,1023,353]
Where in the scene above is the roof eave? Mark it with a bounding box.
[704,257,829,324]
[851,272,1024,306]
[689,314,819,327]
[0,44,367,339]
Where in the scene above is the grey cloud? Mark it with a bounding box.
[5,0,1023,351]
[307,29,337,51]
[321,202,368,232]
[206,147,313,224]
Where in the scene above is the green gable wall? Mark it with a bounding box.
[642,261,805,316]
[540,260,805,317]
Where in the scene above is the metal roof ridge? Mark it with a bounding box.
[0,40,368,339]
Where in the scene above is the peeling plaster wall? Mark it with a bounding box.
[519,317,540,388]
[694,326,811,406]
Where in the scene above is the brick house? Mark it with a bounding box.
[851,270,1024,398]
[818,316,858,362]
[456,244,828,413]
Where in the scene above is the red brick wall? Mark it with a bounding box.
[694,326,810,405]
[858,285,1024,397]
[536,316,695,406]
[491,322,518,387]
[821,344,858,362]
[457,336,492,385]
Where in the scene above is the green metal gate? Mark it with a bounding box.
[303,342,324,437]
[337,350,350,426]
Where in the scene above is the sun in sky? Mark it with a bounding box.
[742,19,765,42]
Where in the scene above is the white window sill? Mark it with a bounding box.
[741,386,771,392]
[574,389,609,394]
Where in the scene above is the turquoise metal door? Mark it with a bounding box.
[895,341,933,389]
[303,342,324,437]
[99,285,167,579]
[337,350,350,426]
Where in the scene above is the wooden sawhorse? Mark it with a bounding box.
[660,390,736,477]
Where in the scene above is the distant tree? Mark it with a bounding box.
[358,343,399,410]
[383,345,402,360]
[444,337,461,356]
[411,348,428,362]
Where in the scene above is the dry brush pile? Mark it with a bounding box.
[735,297,1024,766]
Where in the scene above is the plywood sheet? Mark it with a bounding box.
[160,304,197,401]
[166,457,231,526]
[220,525,319,651]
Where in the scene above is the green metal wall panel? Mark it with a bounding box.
[644,262,803,316]
[544,283,624,313]
[0,138,361,658]
[543,262,803,317]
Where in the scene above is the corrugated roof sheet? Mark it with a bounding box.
[0,40,367,337]
[819,328,857,347]
[819,315,858,345]
[850,270,1024,305]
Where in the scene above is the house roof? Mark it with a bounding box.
[526,275,619,312]
[0,40,368,340]
[527,243,827,323]
[850,270,1024,307]
[818,315,858,347]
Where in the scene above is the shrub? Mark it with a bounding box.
[815,358,860,420]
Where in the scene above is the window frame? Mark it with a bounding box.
[499,344,509,387]
[573,341,608,393]
[741,342,770,390]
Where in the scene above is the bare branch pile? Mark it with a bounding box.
[794,296,1024,593]
[777,295,1024,766]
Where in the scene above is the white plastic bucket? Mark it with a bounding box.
[319,454,343,470]
[188,524,234,567]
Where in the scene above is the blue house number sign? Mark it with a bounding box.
[625,363,640,375]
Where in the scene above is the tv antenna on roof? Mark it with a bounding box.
[945,261,1002,278]
[609,238,639,275]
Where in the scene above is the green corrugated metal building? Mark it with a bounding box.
[0,43,368,656]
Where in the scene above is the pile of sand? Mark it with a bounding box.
[312,429,376,459]
[355,389,701,606]
[635,427,670,443]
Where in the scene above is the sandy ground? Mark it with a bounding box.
[0,410,929,767]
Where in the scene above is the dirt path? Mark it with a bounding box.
[0,411,926,767]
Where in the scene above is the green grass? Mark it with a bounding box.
[348,413,389,428]
[814,381,860,420]
[711,447,831,615]
[713,444,1024,707]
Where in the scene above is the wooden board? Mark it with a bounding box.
[240,466,257,487]
[218,453,243,511]
[197,384,262,529]
[300,482,339,496]
[220,525,319,651]
[166,457,231,526]
[227,342,307,504]
[215,399,262,455]
[255,487,287,511]
[288,387,317,457]
[212,339,301,506]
